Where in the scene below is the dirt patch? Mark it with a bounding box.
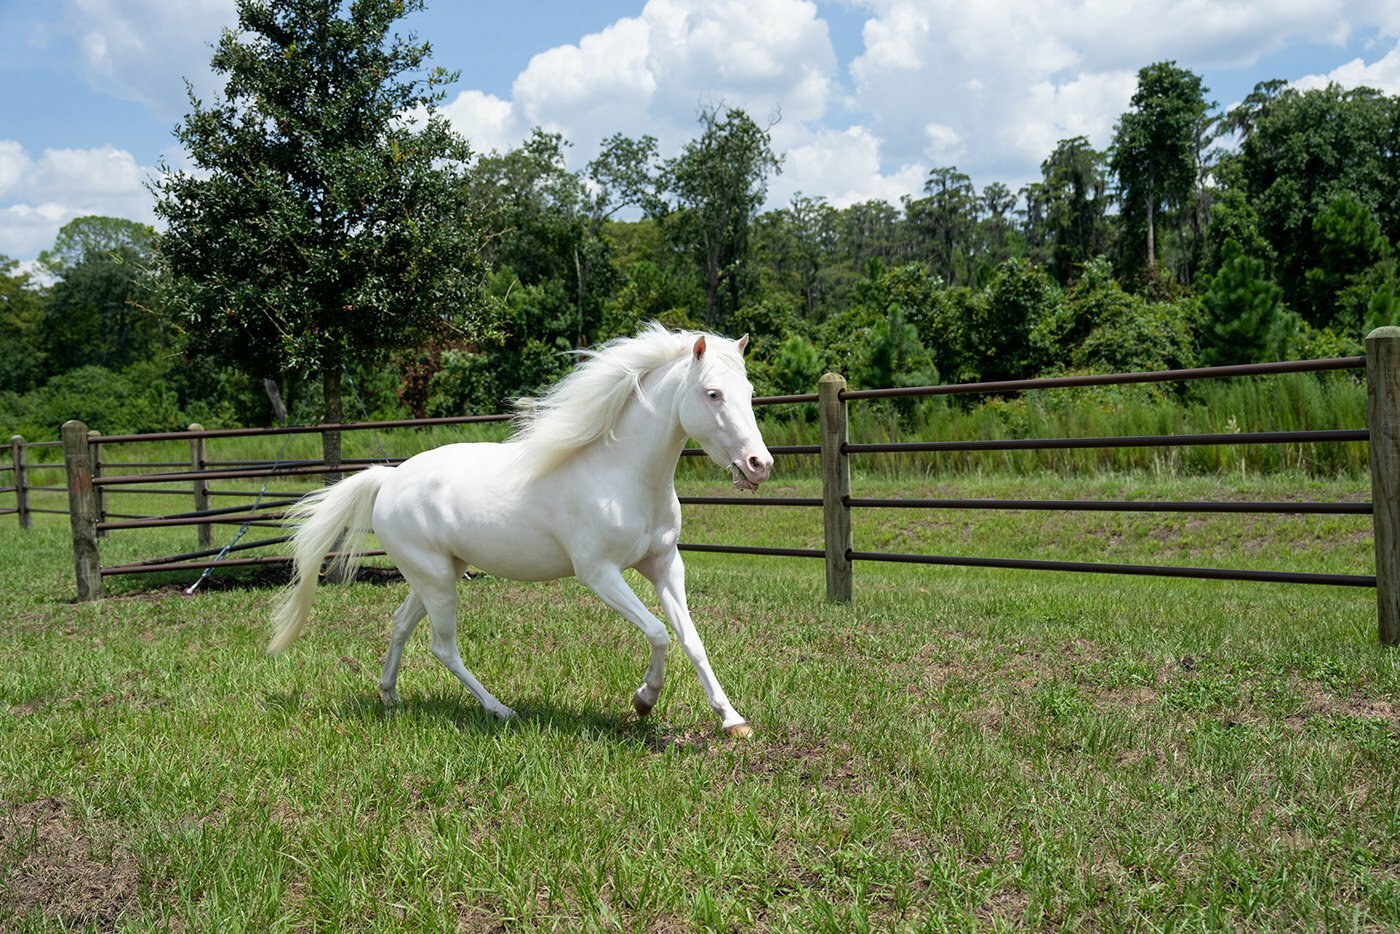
[0,797,142,929]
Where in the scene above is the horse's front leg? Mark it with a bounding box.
[636,548,750,737]
[575,562,672,717]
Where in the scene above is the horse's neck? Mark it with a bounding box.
[583,358,688,496]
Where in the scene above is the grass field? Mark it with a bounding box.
[1,470,1397,930]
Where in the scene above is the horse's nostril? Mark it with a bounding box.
[748,455,761,471]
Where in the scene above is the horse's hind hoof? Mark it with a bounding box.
[632,692,654,718]
[723,722,753,739]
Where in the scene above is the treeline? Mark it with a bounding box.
[1,61,1396,440]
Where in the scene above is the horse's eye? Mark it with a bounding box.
[706,389,722,401]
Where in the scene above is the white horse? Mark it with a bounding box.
[268,325,773,737]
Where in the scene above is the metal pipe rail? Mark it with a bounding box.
[843,429,1367,455]
[88,413,513,445]
[99,512,292,531]
[844,497,1372,515]
[847,550,1375,588]
[840,355,1364,401]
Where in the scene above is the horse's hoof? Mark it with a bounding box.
[633,696,654,717]
[723,722,753,739]
[493,706,518,721]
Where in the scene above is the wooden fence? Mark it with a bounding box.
[10,327,1398,646]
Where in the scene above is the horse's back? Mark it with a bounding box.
[372,442,575,580]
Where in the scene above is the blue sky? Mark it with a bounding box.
[2,0,1399,266]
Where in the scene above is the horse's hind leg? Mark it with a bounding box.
[404,557,516,720]
[379,589,426,707]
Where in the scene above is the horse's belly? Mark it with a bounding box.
[455,526,574,581]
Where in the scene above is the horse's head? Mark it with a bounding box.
[678,333,774,491]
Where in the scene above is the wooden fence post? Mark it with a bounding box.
[189,423,212,548]
[820,372,853,603]
[88,430,105,538]
[1367,327,1400,646]
[62,420,101,601]
[10,435,28,530]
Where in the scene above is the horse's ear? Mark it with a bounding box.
[736,333,750,354]
[693,335,706,360]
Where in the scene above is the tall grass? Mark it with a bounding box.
[735,372,1368,481]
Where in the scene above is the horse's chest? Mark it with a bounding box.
[590,496,678,562]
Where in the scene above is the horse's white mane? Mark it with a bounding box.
[509,322,744,478]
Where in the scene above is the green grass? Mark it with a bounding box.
[1,471,1397,930]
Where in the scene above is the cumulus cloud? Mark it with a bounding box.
[850,0,1400,188]
[62,0,237,115]
[0,144,156,260]
[769,126,925,207]
[1293,39,1400,93]
[440,0,836,160]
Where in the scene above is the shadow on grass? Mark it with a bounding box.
[324,688,711,754]
[103,565,405,599]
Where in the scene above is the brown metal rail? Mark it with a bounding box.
[840,355,1364,401]
[846,549,1374,587]
[89,413,512,445]
[93,462,385,486]
[679,496,822,506]
[679,543,825,559]
[99,511,292,531]
[845,497,1372,515]
[843,429,1367,455]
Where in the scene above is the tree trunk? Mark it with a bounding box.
[1145,184,1157,279]
[573,247,586,347]
[322,360,342,486]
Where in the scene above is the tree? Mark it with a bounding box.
[908,166,978,285]
[0,256,47,393]
[1110,62,1210,280]
[1028,137,1110,283]
[1229,83,1400,316]
[152,0,490,473]
[38,216,161,375]
[660,106,782,328]
[1199,239,1295,365]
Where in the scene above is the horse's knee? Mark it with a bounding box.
[429,638,458,665]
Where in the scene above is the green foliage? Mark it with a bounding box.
[152,0,491,427]
[1023,137,1112,283]
[854,305,937,390]
[40,217,163,375]
[1034,257,1195,374]
[659,106,781,329]
[0,362,182,437]
[1199,239,1295,366]
[1110,61,1211,280]
[768,334,825,397]
[1233,84,1400,316]
[0,257,47,394]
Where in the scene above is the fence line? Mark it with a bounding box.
[14,337,1395,645]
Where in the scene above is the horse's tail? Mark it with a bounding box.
[268,465,394,655]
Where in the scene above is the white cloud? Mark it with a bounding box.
[771,125,925,207]
[443,0,836,162]
[0,144,156,260]
[1293,39,1400,93]
[847,0,1400,189]
[0,142,33,198]
[440,90,524,156]
[64,0,237,115]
